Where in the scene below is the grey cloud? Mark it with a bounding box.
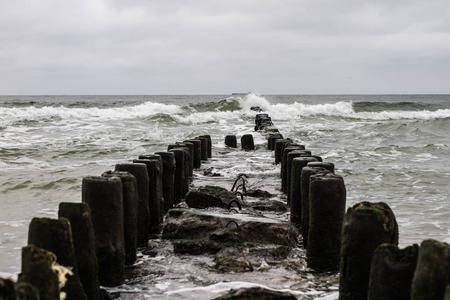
[0,0,449,94]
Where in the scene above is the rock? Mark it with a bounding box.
[185,186,239,209]
[203,168,222,177]
[163,209,298,246]
[246,189,274,199]
[251,200,288,212]
[162,209,299,256]
[214,247,253,273]
[213,286,297,299]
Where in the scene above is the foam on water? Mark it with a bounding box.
[1,94,449,298]
[0,101,185,128]
[235,94,450,121]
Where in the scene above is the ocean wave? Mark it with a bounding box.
[0,101,185,127]
[1,96,449,130]
[353,101,445,112]
[236,94,450,121]
[189,98,241,112]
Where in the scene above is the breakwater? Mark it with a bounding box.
[0,93,450,298]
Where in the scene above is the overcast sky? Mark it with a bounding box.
[1,0,449,95]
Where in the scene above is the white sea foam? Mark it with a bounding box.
[172,110,240,124]
[0,101,184,127]
[164,281,310,298]
[235,94,450,121]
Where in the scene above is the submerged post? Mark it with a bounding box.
[225,135,237,148]
[241,134,255,151]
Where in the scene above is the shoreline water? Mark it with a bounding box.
[1,94,449,298]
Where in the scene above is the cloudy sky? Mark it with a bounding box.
[1,0,449,95]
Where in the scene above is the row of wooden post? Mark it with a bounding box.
[255,113,450,300]
[1,136,212,299]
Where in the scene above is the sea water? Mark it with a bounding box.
[1,94,449,298]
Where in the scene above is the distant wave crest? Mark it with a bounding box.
[236,94,450,121]
[0,101,184,127]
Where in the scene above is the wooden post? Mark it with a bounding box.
[82,176,125,287]
[369,243,419,300]
[289,157,318,229]
[59,202,100,300]
[339,202,399,300]
[101,171,139,265]
[18,245,60,300]
[115,163,150,246]
[27,217,86,299]
[411,239,450,300]
[306,173,346,272]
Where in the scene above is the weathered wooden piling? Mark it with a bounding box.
[200,135,212,158]
[368,243,419,300]
[267,133,283,150]
[185,139,202,168]
[197,136,208,160]
[307,161,335,173]
[179,141,194,176]
[284,149,310,200]
[138,154,166,209]
[241,134,255,151]
[274,139,291,164]
[82,176,125,287]
[410,239,450,300]
[306,173,346,272]
[134,158,164,235]
[169,148,187,203]
[15,282,40,300]
[0,278,16,300]
[255,113,269,131]
[18,245,60,300]
[255,116,274,131]
[300,166,331,248]
[101,171,139,265]
[225,135,237,148]
[289,156,318,229]
[58,202,100,300]
[339,202,399,300]
[27,217,86,300]
[281,146,307,193]
[154,151,176,212]
[169,146,190,196]
[115,163,150,246]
